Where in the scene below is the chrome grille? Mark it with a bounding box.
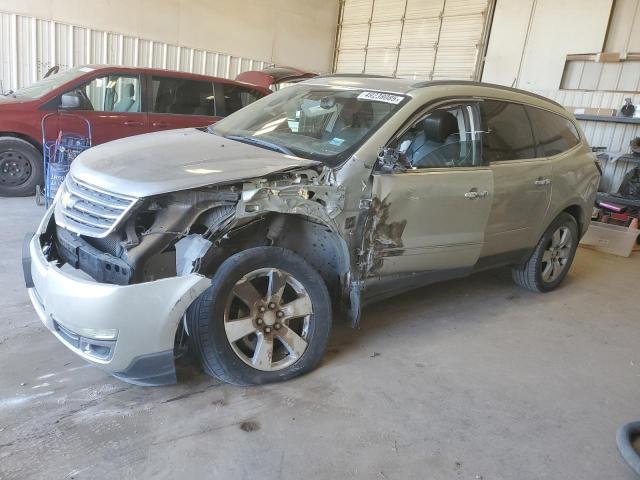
[54,175,138,238]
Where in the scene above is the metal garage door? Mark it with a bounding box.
[334,0,494,81]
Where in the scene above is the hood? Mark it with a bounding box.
[0,95,34,107]
[71,128,318,198]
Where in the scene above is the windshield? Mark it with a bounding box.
[8,67,92,99]
[210,84,407,166]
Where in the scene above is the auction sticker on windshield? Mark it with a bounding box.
[357,91,405,104]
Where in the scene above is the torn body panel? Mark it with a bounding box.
[25,209,211,385]
[236,168,345,226]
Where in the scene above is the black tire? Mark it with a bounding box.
[187,246,332,386]
[0,137,43,197]
[616,421,640,476]
[511,212,579,293]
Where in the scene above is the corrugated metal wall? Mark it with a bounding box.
[333,0,493,81]
[0,11,270,92]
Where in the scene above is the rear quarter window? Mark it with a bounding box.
[220,84,265,115]
[526,106,581,157]
[479,100,536,161]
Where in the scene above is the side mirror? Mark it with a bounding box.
[60,92,82,110]
[376,147,411,173]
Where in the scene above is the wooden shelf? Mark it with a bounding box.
[575,114,640,124]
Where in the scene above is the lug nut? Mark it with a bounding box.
[276,310,284,318]
[268,302,276,310]
[259,306,266,313]
[274,323,281,330]
[256,318,263,325]
[264,326,272,334]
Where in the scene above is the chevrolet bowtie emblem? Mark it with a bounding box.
[61,191,77,209]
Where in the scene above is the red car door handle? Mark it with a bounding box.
[123,120,144,126]
[152,122,169,128]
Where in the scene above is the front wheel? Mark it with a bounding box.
[187,246,332,385]
[512,212,579,293]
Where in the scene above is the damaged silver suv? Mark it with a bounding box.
[24,76,600,386]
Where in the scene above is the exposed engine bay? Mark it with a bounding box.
[41,165,352,302]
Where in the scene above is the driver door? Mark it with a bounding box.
[365,102,494,293]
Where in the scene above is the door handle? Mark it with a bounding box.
[465,189,488,199]
[123,120,144,126]
[152,122,169,128]
[534,178,551,186]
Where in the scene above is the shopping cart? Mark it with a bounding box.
[36,112,92,207]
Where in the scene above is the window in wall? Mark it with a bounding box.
[152,77,215,116]
[479,100,536,161]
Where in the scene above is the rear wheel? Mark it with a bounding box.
[187,246,332,385]
[0,137,43,197]
[512,213,579,292]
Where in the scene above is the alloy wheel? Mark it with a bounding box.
[223,268,313,371]
[541,226,573,283]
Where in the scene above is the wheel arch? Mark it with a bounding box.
[0,131,43,153]
[562,204,585,237]
[201,211,353,313]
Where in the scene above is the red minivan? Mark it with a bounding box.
[0,65,271,197]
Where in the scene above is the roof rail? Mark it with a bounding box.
[411,80,564,109]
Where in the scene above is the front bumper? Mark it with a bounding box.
[23,208,210,386]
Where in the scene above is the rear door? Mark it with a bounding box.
[479,100,552,258]
[147,75,220,132]
[58,72,147,145]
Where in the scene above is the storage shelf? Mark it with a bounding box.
[575,114,640,124]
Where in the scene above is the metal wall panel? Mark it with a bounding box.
[0,11,269,93]
[334,0,492,80]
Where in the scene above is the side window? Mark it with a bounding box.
[397,104,481,169]
[151,77,215,116]
[220,84,264,115]
[77,75,141,112]
[526,106,580,157]
[479,100,535,162]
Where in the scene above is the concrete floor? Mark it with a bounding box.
[0,197,639,480]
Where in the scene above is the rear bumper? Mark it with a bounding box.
[23,208,210,386]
